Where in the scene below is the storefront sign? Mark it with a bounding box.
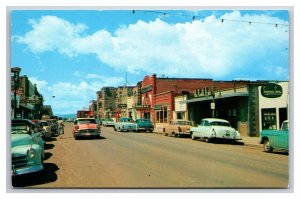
[210,102,215,109]
[118,104,127,108]
[261,83,283,98]
[153,105,162,110]
[141,85,153,94]
[135,104,150,110]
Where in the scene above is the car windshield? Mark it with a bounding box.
[11,124,29,134]
[210,121,230,127]
[77,119,96,124]
[177,121,192,125]
[282,121,289,130]
[137,119,151,123]
[121,118,134,123]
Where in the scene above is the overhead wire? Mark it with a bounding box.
[132,10,289,28]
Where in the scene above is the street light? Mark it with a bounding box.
[11,67,21,119]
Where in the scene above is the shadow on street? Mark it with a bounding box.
[12,163,59,187]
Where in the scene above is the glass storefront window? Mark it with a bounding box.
[156,106,169,123]
[261,108,277,130]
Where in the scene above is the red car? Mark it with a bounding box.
[72,118,101,140]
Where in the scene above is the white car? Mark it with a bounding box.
[190,118,241,143]
[114,118,136,132]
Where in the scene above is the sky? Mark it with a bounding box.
[10,9,290,115]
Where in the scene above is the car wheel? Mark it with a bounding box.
[149,130,153,133]
[204,137,211,143]
[263,139,273,152]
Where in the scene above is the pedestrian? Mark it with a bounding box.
[58,118,65,135]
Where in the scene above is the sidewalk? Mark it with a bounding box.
[153,127,262,149]
[239,136,261,148]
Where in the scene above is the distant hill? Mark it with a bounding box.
[56,113,76,119]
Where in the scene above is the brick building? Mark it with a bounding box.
[136,74,214,126]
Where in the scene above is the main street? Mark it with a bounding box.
[12,123,289,189]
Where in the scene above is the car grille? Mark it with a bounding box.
[12,155,27,168]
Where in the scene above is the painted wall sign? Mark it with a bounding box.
[261,83,283,98]
[141,85,153,94]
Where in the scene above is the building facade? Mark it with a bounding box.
[12,75,44,119]
[181,81,289,137]
[136,74,214,127]
[96,87,117,119]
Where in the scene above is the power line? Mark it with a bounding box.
[132,10,289,28]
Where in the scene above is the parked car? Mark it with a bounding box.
[260,120,289,153]
[39,120,52,140]
[190,118,241,142]
[135,119,154,133]
[163,119,195,137]
[102,118,115,127]
[50,119,59,136]
[11,119,44,176]
[31,119,49,143]
[72,118,101,140]
[114,117,136,132]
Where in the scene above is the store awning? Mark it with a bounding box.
[19,103,35,110]
[180,92,249,104]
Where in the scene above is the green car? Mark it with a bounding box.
[11,119,45,176]
[135,119,154,133]
[259,120,289,153]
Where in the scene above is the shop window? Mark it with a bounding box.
[262,108,277,130]
[177,112,185,120]
[156,106,168,123]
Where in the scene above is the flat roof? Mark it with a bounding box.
[180,92,249,104]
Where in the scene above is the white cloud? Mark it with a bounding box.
[29,75,124,114]
[16,11,289,80]
[28,77,48,91]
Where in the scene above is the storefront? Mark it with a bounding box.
[183,86,249,136]
[258,82,289,132]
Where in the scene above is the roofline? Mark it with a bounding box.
[181,92,248,104]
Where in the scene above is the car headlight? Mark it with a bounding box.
[27,148,36,159]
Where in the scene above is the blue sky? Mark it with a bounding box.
[11,10,290,115]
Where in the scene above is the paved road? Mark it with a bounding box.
[12,123,289,188]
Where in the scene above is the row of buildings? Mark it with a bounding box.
[11,67,53,120]
[88,74,289,137]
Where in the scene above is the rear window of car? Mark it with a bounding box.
[77,119,96,124]
[210,121,230,127]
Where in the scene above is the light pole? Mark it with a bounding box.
[211,86,215,118]
[11,67,21,119]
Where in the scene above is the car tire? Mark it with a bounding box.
[263,139,273,152]
[205,137,211,143]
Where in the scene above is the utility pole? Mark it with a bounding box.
[211,86,215,118]
[11,67,21,119]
